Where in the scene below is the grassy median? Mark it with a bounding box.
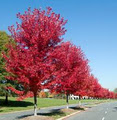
[0,97,113,113]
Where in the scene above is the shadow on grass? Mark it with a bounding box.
[113,107,117,112]
[70,106,85,111]
[17,108,66,119]
[85,106,92,108]
[17,107,86,119]
[114,107,117,110]
[0,99,33,107]
[0,110,3,112]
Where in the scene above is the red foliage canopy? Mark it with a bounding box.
[85,75,102,98]
[84,74,115,99]
[48,42,90,95]
[4,7,67,99]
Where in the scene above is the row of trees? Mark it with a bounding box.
[0,7,116,116]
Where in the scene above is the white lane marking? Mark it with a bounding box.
[105,111,107,114]
[102,117,105,120]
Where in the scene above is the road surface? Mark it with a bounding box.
[66,101,117,120]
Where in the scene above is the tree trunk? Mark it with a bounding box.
[66,94,69,109]
[79,95,81,106]
[34,94,37,116]
[5,93,8,104]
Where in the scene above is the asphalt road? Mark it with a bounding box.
[66,101,117,120]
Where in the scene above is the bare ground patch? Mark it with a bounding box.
[20,115,54,120]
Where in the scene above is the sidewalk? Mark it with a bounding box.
[0,103,88,120]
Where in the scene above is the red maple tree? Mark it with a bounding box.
[85,75,97,98]
[48,42,90,108]
[87,75,102,99]
[4,7,67,115]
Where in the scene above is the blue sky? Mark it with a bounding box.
[0,0,117,91]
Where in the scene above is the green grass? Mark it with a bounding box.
[0,97,114,113]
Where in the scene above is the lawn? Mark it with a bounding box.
[0,97,113,113]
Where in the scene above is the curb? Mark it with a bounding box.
[57,108,88,120]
